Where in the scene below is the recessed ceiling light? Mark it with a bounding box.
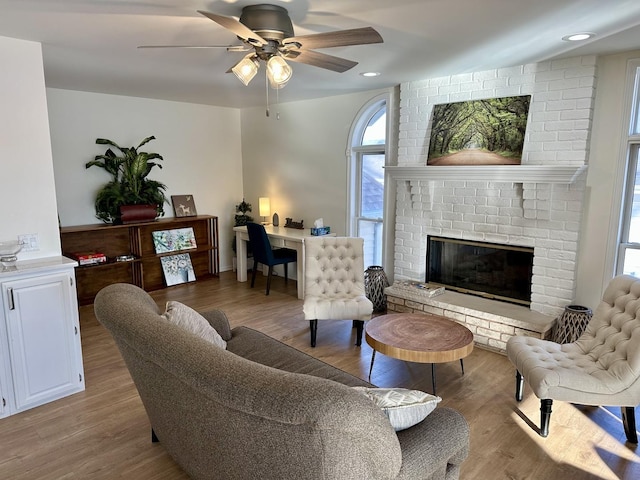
[361,72,380,77]
[562,32,595,42]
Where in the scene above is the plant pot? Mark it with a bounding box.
[119,204,158,224]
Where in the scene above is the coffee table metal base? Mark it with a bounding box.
[367,350,465,395]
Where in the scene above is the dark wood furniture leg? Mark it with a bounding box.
[540,399,553,437]
[266,265,273,295]
[310,319,318,347]
[354,320,364,346]
[515,370,524,402]
[622,406,638,443]
[250,259,258,288]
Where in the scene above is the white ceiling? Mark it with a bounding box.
[2,0,640,108]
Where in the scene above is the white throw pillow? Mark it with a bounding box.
[353,387,441,431]
[161,301,227,349]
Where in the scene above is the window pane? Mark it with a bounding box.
[358,219,383,267]
[622,248,640,277]
[360,154,384,218]
[362,110,386,145]
[629,163,640,243]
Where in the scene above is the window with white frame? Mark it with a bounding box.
[349,98,387,268]
[617,63,640,276]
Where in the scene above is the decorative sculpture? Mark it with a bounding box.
[284,218,304,229]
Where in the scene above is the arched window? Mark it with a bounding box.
[348,96,387,268]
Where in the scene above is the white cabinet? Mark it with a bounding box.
[0,257,84,418]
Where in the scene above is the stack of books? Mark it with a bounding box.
[72,251,107,266]
[391,280,445,298]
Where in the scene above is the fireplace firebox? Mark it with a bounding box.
[426,236,534,306]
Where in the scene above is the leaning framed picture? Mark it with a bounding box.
[152,227,197,254]
[171,195,197,217]
[160,253,196,286]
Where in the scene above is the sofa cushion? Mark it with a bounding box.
[227,326,371,387]
[353,387,441,431]
[161,301,227,349]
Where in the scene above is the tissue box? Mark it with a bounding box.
[310,226,331,236]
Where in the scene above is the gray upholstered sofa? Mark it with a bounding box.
[94,283,469,480]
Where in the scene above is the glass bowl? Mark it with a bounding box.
[0,240,23,266]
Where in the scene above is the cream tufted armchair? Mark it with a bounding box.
[506,274,640,443]
[303,237,373,347]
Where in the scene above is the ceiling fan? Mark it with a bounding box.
[140,4,383,89]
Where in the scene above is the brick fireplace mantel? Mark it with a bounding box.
[393,56,596,318]
[385,164,586,183]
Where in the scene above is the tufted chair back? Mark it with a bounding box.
[304,237,367,299]
[575,275,640,380]
[303,237,373,347]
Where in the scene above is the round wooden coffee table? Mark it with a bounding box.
[365,313,474,394]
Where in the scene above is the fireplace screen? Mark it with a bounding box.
[426,236,534,306]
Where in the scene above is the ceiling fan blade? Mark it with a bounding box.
[284,49,357,73]
[284,27,382,50]
[197,10,267,46]
[137,45,245,50]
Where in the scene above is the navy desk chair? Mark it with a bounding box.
[246,222,297,296]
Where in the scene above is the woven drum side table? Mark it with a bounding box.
[552,305,593,344]
[364,266,389,313]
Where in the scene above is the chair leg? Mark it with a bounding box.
[284,263,288,283]
[622,406,638,443]
[310,320,318,347]
[515,370,524,402]
[151,428,159,443]
[265,265,273,295]
[540,399,553,437]
[250,260,258,288]
[354,320,364,346]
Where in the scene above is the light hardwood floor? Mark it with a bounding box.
[1,271,639,479]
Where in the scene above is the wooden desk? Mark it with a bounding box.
[233,225,335,299]
[365,313,474,394]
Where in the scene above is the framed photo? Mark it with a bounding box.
[171,195,197,217]
[160,253,196,286]
[152,227,197,254]
[427,95,531,166]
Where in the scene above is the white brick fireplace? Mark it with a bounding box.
[389,56,596,321]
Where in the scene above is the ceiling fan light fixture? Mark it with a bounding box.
[266,55,292,88]
[232,55,259,86]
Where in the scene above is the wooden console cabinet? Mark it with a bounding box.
[60,215,219,305]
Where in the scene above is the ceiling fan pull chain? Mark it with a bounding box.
[265,69,270,117]
[276,86,280,120]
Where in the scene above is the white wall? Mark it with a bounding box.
[574,49,640,307]
[0,36,61,259]
[47,89,243,271]
[240,88,389,234]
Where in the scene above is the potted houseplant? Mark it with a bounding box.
[232,199,254,273]
[86,136,167,224]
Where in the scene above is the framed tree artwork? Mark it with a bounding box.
[427,95,531,166]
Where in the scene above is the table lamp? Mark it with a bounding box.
[259,197,271,225]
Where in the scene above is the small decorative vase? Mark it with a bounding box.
[364,266,390,313]
[552,304,593,344]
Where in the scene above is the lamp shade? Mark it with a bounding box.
[232,55,259,86]
[259,197,271,217]
[266,56,292,88]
